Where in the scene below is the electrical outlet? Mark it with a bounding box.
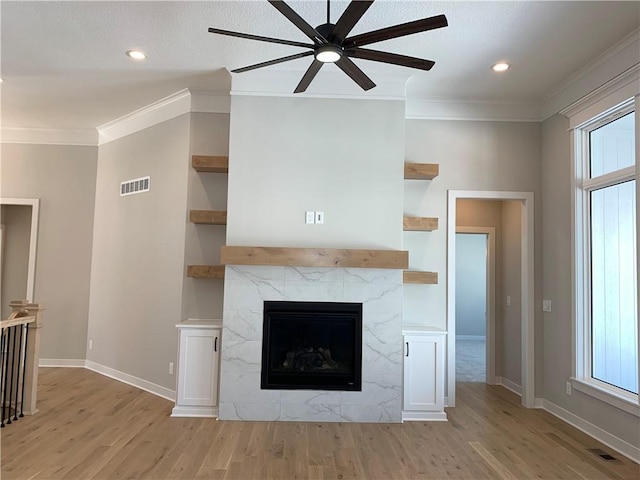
[305,211,315,224]
[506,295,511,306]
[89,340,93,350]
[543,300,552,312]
[566,381,572,396]
[169,362,174,375]
[315,211,324,224]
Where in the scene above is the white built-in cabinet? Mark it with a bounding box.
[171,320,221,418]
[402,327,447,421]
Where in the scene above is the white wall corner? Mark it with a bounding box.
[190,89,231,114]
[540,398,640,464]
[405,98,542,122]
[1,127,99,146]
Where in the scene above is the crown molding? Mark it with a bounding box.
[97,88,230,146]
[559,64,639,128]
[0,127,98,146]
[405,98,541,122]
[230,69,410,100]
[542,28,640,120]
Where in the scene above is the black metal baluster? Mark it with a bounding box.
[6,326,18,424]
[12,325,24,421]
[1,327,12,427]
[0,329,5,427]
[19,324,29,418]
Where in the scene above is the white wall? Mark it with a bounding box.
[541,113,640,450]
[0,143,98,360]
[227,96,405,250]
[181,112,230,321]
[455,233,487,337]
[403,120,542,338]
[86,114,190,390]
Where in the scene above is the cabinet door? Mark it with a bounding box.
[177,328,220,407]
[403,334,445,411]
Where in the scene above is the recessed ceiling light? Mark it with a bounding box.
[492,62,510,72]
[126,50,147,60]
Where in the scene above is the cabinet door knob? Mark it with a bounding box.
[406,342,409,357]
[214,336,218,352]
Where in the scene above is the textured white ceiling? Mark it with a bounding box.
[1,1,639,130]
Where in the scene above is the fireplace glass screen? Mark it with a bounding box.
[261,301,362,391]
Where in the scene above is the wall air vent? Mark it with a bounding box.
[120,176,150,197]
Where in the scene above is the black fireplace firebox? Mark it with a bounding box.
[261,301,362,391]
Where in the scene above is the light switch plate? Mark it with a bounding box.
[315,211,324,224]
[543,300,552,312]
[305,211,315,224]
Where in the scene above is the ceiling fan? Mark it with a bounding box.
[208,0,448,93]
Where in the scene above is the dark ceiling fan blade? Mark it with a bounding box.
[294,60,323,93]
[231,51,314,73]
[208,27,314,49]
[343,14,448,48]
[329,1,374,43]
[345,47,435,71]
[268,0,327,44]
[335,56,376,91]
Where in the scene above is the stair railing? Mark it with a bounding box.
[0,301,44,427]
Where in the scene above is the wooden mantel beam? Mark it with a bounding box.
[220,246,409,270]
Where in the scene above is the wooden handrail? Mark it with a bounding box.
[0,312,36,330]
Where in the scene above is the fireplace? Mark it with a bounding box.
[261,301,362,391]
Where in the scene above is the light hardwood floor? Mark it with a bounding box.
[1,368,638,479]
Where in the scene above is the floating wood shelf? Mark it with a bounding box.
[187,265,225,278]
[403,216,438,231]
[404,163,439,180]
[403,271,438,284]
[221,246,409,269]
[189,210,227,225]
[192,155,229,173]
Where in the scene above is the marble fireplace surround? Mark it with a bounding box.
[218,253,406,423]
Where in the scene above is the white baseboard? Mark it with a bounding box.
[402,410,448,421]
[39,358,86,367]
[171,405,218,418]
[539,398,640,464]
[496,376,522,396]
[84,360,175,402]
[456,335,486,341]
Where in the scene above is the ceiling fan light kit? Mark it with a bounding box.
[208,0,448,93]
[315,44,342,63]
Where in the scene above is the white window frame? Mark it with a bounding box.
[571,98,640,416]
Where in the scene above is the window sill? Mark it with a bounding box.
[571,378,639,417]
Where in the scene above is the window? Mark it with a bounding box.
[574,101,639,411]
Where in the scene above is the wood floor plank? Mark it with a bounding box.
[2,369,639,480]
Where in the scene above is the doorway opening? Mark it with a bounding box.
[447,191,535,408]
